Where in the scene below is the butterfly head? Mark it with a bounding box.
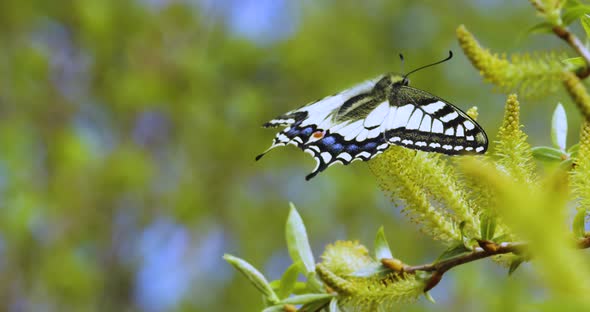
[374,74,409,92]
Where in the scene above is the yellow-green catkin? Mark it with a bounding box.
[466,106,479,120]
[495,94,536,186]
[410,152,480,238]
[562,71,590,122]
[457,25,565,98]
[317,262,424,311]
[572,121,590,210]
[368,147,460,243]
[316,263,357,296]
[344,273,424,310]
[320,241,374,276]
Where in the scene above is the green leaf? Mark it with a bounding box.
[281,294,334,305]
[223,254,280,304]
[301,299,333,312]
[279,262,301,299]
[559,158,574,170]
[262,305,287,312]
[269,279,280,290]
[305,274,325,293]
[458,221,467,240]
[292,282,308,295]
[563,3,590,25]
[532,146,565,162]
[524,21,555,35]
[508,257,524,275]
[374,226,393,260]
[582,14,590,38]
[480,212,497,240]
[329,298,340,312]
[457,221,473,248]
[286,203,315,275]
[435,243,471,263]
[568,143,580,160]
[551,103,568,151]
[573,209,587,238]
[424,291,436,304]
[563,57,587,70]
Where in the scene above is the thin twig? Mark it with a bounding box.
[553,25,590,79]
[381,238,590,292]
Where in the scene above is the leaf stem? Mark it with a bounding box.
[553,25,590,79]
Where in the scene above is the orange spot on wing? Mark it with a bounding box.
[312,131,324,139]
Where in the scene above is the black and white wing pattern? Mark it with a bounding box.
[256,74,488,180]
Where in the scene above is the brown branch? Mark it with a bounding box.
[403,242,524,274]
[578,235,590,248]
[553,25,590,79]
[380,238,590,292]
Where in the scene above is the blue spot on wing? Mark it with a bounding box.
[346,144,360,153]
[300,127,313,137]
[363,142,377,151]
[286,127,300,136]
[330,143,344,153]
[321,136,336,145]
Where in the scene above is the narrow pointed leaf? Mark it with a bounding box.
[573,209,587,238]
[569,143,580,160]
[582,14,590,38]
[508,257,524,275]
[424,291,436,304]
[563,4,590,25]
[286,203,315,275]
[563,57,586,70]
[305,274,324,293]
[301,300,333,312]
[374,226,393,260]
[568,143,580,154]
[293,282,308,295]
[458,221,472,248]
[269,279,280,291]
[435,243,471,263]
[524,21,555,35]
[279,262,301,299]
[223,254,279,303]
[262,305,288,312]
[560,158,574,170]
[281,294,334,305]
[551,103,568,151]
[532,146,565,162]
[329,298,340,312]
[480,212,497,240]
[458,221,467,240]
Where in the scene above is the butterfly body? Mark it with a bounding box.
[257,73,488,180]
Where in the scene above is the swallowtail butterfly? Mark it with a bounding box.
[256,51,488,180]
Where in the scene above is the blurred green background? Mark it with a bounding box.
[0,0,584,311]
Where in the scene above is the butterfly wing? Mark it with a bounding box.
[384,85,488,155]
[257,78,488,180]
[256,76,387,180]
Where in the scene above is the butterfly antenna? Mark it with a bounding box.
[399,53,405,73]
[403,50,453,79]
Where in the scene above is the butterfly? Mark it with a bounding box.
[256,51,488,180]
